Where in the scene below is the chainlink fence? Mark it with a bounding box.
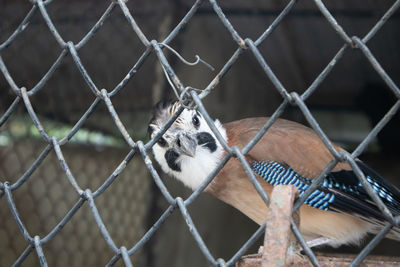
[1,0,400,266]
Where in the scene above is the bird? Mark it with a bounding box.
[148,100,400,248]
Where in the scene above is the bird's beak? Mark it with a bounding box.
[176,133,197,157]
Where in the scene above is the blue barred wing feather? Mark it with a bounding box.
[251,160,400,221]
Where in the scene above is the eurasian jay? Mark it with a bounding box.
[148,100,400,248]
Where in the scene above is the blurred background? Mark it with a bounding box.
[0,0,399,266]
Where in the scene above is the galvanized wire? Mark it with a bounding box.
[1,0,399,266]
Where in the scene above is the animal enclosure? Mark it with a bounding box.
[1,0,400,266]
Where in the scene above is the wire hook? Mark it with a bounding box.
[160,43,215,71]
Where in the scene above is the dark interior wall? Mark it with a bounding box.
[2,0,399,118]
[2,0,399,139]
[1,0,400,266]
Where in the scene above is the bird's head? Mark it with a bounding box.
[148,100,227,190]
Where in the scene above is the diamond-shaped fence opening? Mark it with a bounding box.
[1,0,400,266]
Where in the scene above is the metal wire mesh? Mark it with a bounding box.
[0,141,151,266]
[1,0,399,266]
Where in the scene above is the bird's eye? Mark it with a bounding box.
[157,137,167,147]
[192,115,200,127]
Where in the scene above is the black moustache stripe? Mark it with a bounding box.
[197,132,217,152]
[165,149,181,172]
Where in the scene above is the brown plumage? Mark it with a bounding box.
[206,117,371,245]
[149,101,400,247]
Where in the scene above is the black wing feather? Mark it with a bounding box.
[328,161,400,216]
